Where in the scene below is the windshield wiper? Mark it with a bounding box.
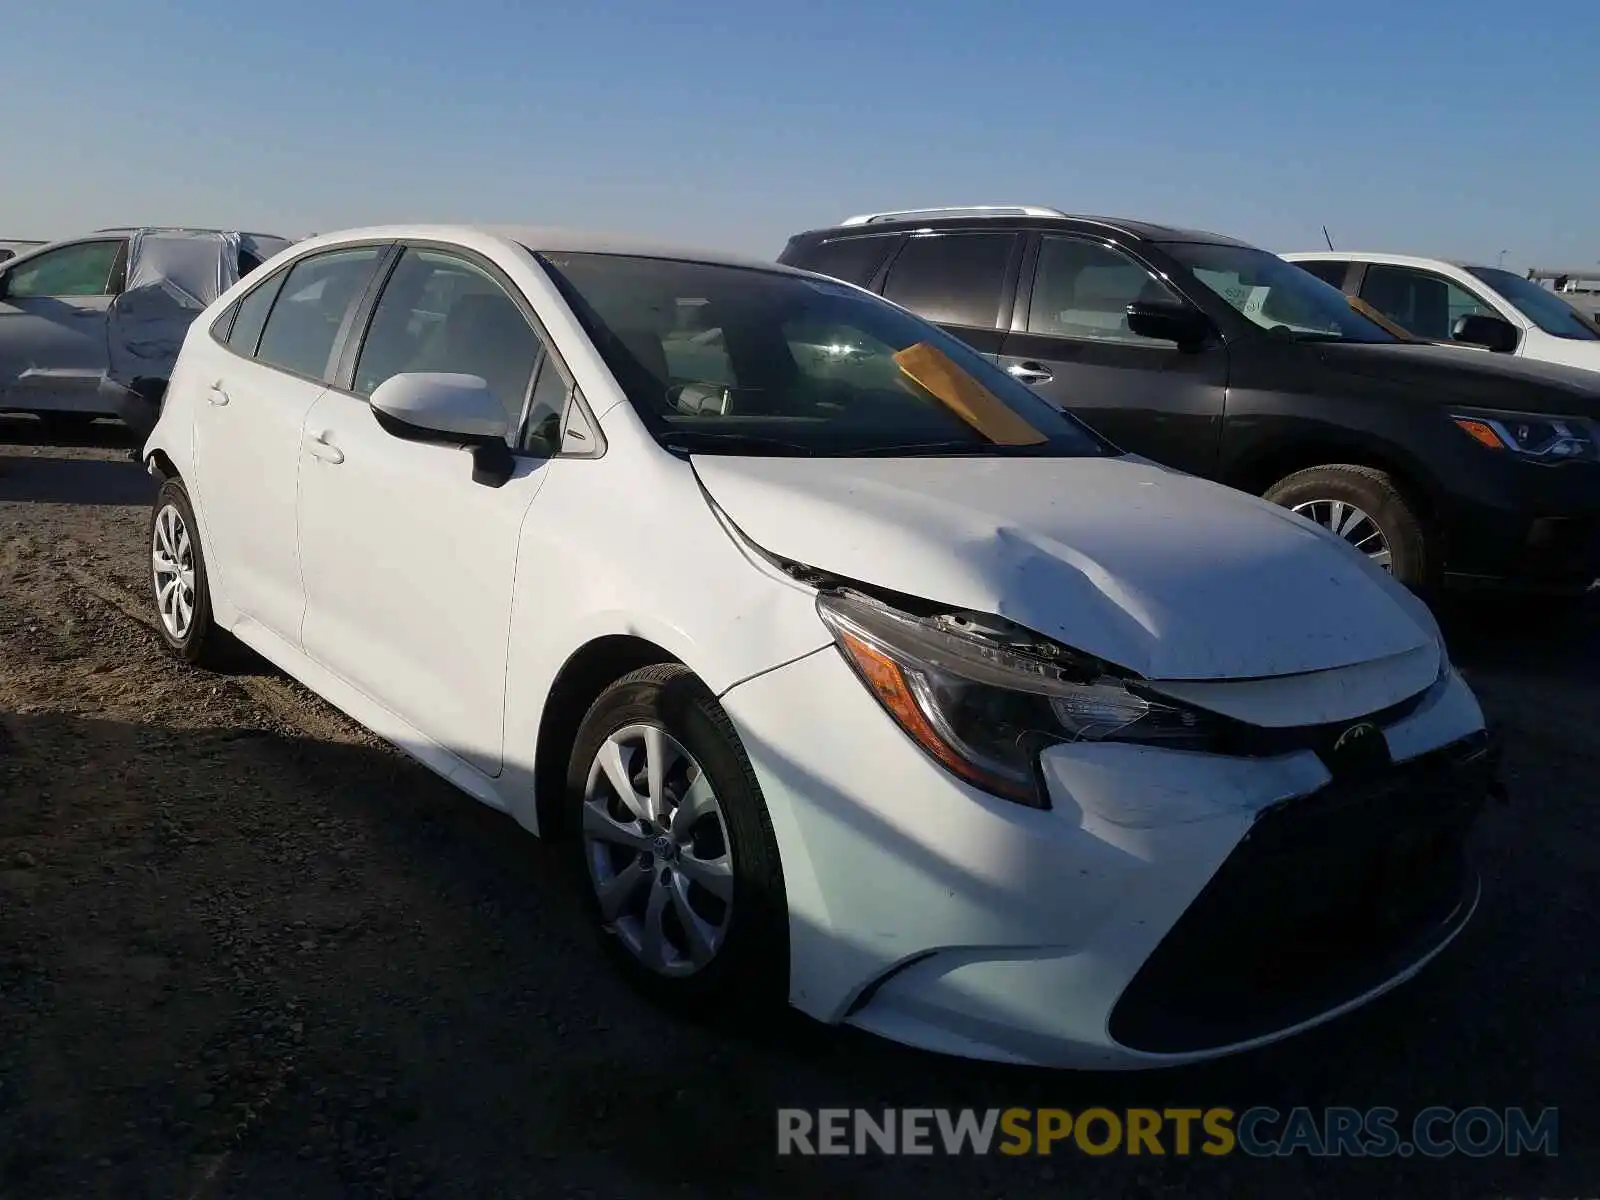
[842,440,996,457]
[659,430,816,456]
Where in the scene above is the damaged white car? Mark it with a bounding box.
[140,225,1501,1069]
[0,227,292,437]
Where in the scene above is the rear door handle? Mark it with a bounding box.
[304,430,344,464]
[1007,361,1054,385]
[206,384,230,407]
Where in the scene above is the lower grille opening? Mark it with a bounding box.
[1108,731,1495,1055]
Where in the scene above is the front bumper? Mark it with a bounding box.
[719,647,1494,1069]
[1440,455,1600,592]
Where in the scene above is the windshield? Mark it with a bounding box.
[1466,268,1600,341]
[1159,243,1399,344]
[532,251,1113,457]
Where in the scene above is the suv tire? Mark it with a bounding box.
[1265,464,1433,591]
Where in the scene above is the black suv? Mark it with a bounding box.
[779,206,1600,595]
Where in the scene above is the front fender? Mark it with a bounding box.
[496,452,831,833]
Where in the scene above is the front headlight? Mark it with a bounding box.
[816,591,1215,808]
[1451,409,1600,462]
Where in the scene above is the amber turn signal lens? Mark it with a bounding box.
[1453,417,1504,450]
[834,629,1034,802]
[837,630,969,775]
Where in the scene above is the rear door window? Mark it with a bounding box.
[880,233,1016,329]
[253,246,383,382]
[790,235,899,287]
[226,272,287,358]
[1292,260,1351,289]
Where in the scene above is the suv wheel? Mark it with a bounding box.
[1264,465,1432,590]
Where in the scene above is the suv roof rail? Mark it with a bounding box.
[837,204,1070,226]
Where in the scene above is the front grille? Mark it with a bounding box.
[1108,730,1496,1055]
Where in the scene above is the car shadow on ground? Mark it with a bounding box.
[0,708,1589,1197]
[0,420,149,506]
[0,454,154,506]
[1435,590,1600,681]
[0,415,140,450]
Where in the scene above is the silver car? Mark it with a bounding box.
[0,227,292,436]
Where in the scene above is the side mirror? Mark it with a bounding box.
[370,372,515,487]
[1451,313,1519,354]
[1125,299,1213,352]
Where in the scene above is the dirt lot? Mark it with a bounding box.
[0,420,1596,1199]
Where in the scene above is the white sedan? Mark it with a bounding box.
[140,225,1499,1069]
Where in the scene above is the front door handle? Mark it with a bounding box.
[206,384,230,407]
[304,430,344,465]
[1007,361,1054,385]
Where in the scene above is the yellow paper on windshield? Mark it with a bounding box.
[1348,295,1414,339]
[893,343,1048,446]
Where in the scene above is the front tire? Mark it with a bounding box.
[567,664,788,1012]
[1264,464,1433,591]
[148,478,232,666]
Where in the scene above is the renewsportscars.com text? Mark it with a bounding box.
[777,1106,1559,1158]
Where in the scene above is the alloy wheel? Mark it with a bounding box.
[581,723,734,977]
[151,503,197,639]
[1292,498,1393,571]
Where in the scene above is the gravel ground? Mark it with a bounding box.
[0,417,1596,1199]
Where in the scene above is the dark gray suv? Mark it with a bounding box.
[779,205,1600,597]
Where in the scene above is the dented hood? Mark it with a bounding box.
[692,454,1437,681]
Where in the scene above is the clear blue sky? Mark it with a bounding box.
[4,0,1596,269]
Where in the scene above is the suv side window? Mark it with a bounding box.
[353,247,547,447]
[1027,236,1181,344]
[880,233,1014,329]
[1293,260,1350,289]
[5,240,124,298]
[791,235,899,287]
[254,246,383,382]
[1359,265,1498,341]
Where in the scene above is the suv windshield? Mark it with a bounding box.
[532,251,1113,457]
[1160,243,1399,344]
[1466,267,1599,341]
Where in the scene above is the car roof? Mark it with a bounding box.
[1281,250,1497,273]
[792,211,1254,247]
[285,224,812,277]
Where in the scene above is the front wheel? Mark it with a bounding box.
[567,664,788,1012]
[1264,464,1433,591]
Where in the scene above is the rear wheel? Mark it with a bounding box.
[1264,464,1433,591]
[567,664,788,1012]
[149,478,234,667]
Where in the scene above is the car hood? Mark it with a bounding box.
[1313,340,1600,413]
[1526,337,1600,374]
[692,454,1438,681]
